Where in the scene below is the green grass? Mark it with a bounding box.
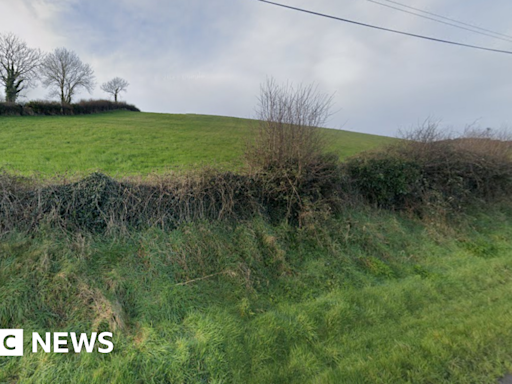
[0,111,394,175]
[1,110,510,383]
[1,206,512,383]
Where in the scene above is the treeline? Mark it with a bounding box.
[0,32,132,108]
[0,99,140,117]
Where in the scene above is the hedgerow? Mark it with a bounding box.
[345,129,512,212]
[0,99,140,116]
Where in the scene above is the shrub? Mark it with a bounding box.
[0,163,343,234]
[257,153,342,223]
[0,99,140,116]
[346,122,512,211]
[0,170,262,234]
[245,79,341,223]
[397,125,512,205]
[344,153,423,210]
[0,102,23,116]
[25,100,72,115]
[72,99,140,114]
[245,78,333,172]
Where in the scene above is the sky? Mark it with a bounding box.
[1,0,512,137]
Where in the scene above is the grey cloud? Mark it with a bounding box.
[2,0,512,136]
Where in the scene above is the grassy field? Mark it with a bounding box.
[1,205,512,383]
[1,111,511,383]
[0,111,394,175]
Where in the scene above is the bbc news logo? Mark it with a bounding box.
[0,330,23,356]
[0,330,113,356]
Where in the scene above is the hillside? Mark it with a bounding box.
[1,111,511,383]
[0,111,394,175]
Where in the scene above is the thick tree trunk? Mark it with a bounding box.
[5,84,16,103]
[5,69,17,103]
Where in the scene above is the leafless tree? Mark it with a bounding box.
[100,77,129,102]
[39,47,95,104]
[246,78,334,171]
[0,33,42,103]
[245,78,338,224]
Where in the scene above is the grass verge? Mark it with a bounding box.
[0,205,511,383]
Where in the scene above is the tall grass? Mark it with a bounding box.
[1,205,512,383]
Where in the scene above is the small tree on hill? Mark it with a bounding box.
[246,78,338,223]
[40,47,95,104]
[246,78,334,172]
[101,77,129,102]
[0,33,42,103]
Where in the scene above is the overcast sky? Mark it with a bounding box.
[1,0,512,136]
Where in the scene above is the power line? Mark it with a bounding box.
[376,0,512,41]
[367,0,512,44]
[256,0,512,55]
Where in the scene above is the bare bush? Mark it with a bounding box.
[458,126,512,159]
[246,78,334,172]
[398,118,452,143]
[245,78,340,223]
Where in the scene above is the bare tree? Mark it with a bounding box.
[101,77,129,102]
[245,78,338,224]
[0,33,42,103]
[246,78,334,171]
[40,48,95,104]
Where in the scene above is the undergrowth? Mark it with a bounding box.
[1,205,512,383]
